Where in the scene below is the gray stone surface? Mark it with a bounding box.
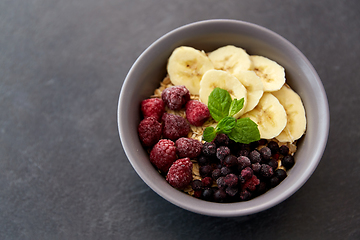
[0,0,359,239]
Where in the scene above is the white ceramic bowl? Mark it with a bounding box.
[117,19,329,217]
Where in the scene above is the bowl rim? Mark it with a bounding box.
[117,19,329,217]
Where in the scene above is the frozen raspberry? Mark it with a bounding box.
[185,100,210,126]
[166,158,193,189]
[161,85,190,110]
[138,117,162,147]
[162,113,190,140]
[149,139,177,172]
[140,98,165,121]
[175,137,202,159]
[241,167,254,180]
[242,175,260,192]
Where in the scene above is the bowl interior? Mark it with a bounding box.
[118,20,329,217]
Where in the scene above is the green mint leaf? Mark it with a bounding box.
[207,88,232,122]
[229,98,244,117]
[203,126,217,142]
[215,116,236,134]
[228,117,260,144]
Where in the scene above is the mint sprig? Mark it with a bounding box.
[203,88,260,144]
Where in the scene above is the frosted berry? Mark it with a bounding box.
[166,158,193,189]
[162,113,190,140]
[251,163,261,173]
[214,133,229,146]
[138,117,162,147]
[214,188,227,202]
[239,190,251,201]
[161,85,190,110]
[268,159,279,170]
[202,142,216,157]
[242,175,260,192]
[199,165,212,178]
[238,156,251,170]
[223,155,238,168]
[260,164,274,178]
[202,177,213,187]
[249,150,262,163]
[224,173,238,188]
[185,100,210,126]
[259,147,272,161]
[220,166,231,176]
[175,137,202,158]
[212,169,222,180]
[150,139,177,172]
[226,186,238,198]
[216,176,226,188]
[240,167,254,180]
[141,98,165,121]
[216,146,230,161]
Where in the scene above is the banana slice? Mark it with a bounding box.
[241,92,287,139]
[272,84,306,142]
[208,45,252,74]
[250,55,285,92]
[199,69,247,118]
[167,46,214,95]
[232,70,264,114]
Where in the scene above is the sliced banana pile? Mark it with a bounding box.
[166,45,306,142]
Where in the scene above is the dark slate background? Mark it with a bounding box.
[0,0,359,239]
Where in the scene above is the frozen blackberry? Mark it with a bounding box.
[212,169,222,180]
[223,155,238,168]
[202,142,216,157]
[202,177,213,187]
[166,158,193,189]
[216,146,230,161]
[137,117,162,147]
[267,141,280,154]
[251,163,261,173]
[185,100,210,126]
[260,164,274,178]
[175,137,202,158]
[162,113,190,140]
[161,85,190,110]
[237,156,251,170]
[216,176,226,188]
[239,190,251,201]
[214,133,229,146]
[224,173,238,188]
[249,150,262,163]
[274,169,287,181]
[279,145,289,156]
[220,166,231,176]
[149,139,177,173]
[240,167,253,180]
[259,147,272,161]
[282,155,295,169]
[141,98,165,121]
[213,188,227,202]
[199,165,213,178]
